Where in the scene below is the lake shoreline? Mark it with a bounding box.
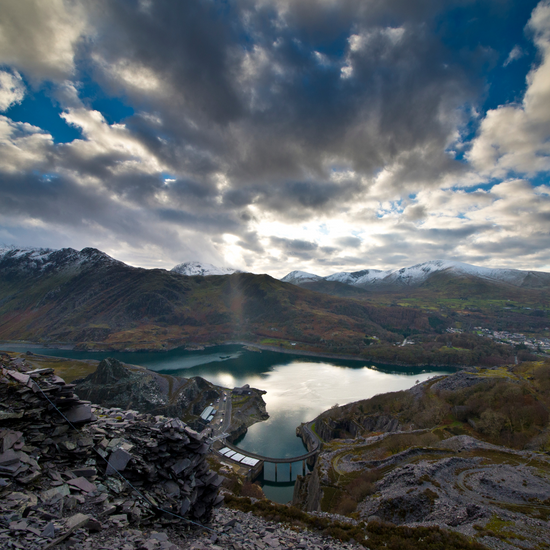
[0,339,466,370]
[224,340,465,370]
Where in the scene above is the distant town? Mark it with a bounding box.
[445,327,550,353]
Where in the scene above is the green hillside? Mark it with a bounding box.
[0,255,539,366]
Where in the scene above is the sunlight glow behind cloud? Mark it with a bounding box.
[0,0,549,276]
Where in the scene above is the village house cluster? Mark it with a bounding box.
[474,328,550,353]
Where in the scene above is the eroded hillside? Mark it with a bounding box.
[294,360,550,549]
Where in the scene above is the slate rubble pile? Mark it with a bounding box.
[14,506,366,550]
[0,354,224,549]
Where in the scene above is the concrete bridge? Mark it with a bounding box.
[215,422,321,481]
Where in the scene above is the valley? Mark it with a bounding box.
[1,247,548,369]
[2,247,550,549]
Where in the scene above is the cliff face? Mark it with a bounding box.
[227,388,269,443]
[75,358,220,419]
[314,412,401,442]
[292,467,321,512]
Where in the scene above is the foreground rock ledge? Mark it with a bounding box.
[0,353,224,549]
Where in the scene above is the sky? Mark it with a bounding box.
[0,0,550,277]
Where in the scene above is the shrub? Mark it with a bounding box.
[240,481,265,499]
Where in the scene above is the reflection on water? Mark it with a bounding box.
[0,343,453,503]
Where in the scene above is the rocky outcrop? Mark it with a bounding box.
[0,354,224,548]
[74,358,220,419]
[227,387,269,442]
[292,467,322,512]
[314,413,401,442]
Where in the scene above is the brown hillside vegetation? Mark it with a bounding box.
[316,360,550,449]
[0,256,518,366]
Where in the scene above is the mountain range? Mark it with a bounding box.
[281,260,550,291]
[0,246,547,365]
[0,246,404,353]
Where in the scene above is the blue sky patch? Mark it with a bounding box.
[6,87,82,144]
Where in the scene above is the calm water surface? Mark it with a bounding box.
[2,344,453,502]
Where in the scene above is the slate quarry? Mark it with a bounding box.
[0,353,223,549]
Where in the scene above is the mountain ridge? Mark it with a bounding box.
[282,259,550,291]
[0,246,124,275]
[0,246,546,365]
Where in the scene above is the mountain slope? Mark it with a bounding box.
[282,260,550,292]
[0,247,542,363]
[0,246,430,353]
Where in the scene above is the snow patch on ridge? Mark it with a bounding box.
[171,261,241,277]
[325,269,382,284]
[0,246,124,273]
[280,270,322,284]
[281,260,549,289]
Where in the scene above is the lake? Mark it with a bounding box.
[1,343,453,502]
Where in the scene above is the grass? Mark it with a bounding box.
[474,366,515,379]
[20,354,99,382]
[474,514,527,541]
[231,395,252,407]
[309,422,321,440]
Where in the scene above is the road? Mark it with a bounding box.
[211,389,232,436]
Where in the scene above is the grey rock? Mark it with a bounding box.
[65,512,91,530]
[0,449,21,467]
[106,448,132,475]
[67,476,97,493]
[64,404,93,424]
[41,522,56,538]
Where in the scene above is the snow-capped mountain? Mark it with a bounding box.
[280,270,323,284]
[325,269,383,285]
[281,260,550,290]
[171,261,241,277]
[0,246,124,275]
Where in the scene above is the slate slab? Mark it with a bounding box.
[106,448,132,475]
[64,404,92,424]
[65,513,91,530]
[68,476,97,493]
[0,449,21,466]
[2,431,23,452]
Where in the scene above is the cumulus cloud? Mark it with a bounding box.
[0,116,53,173]
[0,71,25,111]
[468,0,550,177]
[0,0,88,81]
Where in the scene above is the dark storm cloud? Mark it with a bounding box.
[270,236,319,259]
[91,0,243,124]
[469,234,550,259]
[84,0,498,192]
[0,169,241,251]
[155,207,241,233]
[222,179,362,221]
[236,231,265,254]
[394,223,491,240]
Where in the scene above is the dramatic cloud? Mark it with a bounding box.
[0,0,549,276]
[0,0,88,81]
[468,0,550,177]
